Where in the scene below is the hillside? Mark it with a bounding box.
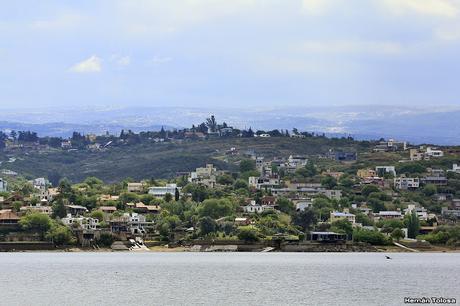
[1,137,368,183]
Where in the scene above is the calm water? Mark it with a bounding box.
[0,252,459,306]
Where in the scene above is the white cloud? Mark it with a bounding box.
[299,40,404,55]
[69,55,102,73]
[148,56,173,64]
[110,54,131,67]
[382,0,459,18]
[301,0,335,15]
[32,12,84,30]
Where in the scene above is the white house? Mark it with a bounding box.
[376,211,402,220]
[243,201,273,213]
[0,178,7,192]
[394,177,420,190]
[404,204,428,221]
[248,176,280,189]
[425,147,444,158]
[330,211,356,224]
[449,164,460,174]
[62,214,99,230]
[148,184,180,198]
[375,166,396,177]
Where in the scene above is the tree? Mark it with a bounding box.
[199,199,235,219]
[46,221,74,246]
[52,199,67,219]
[391,228,405,241]
[19,213,52,238]
[293,209,317,232]
[206,115,218,133]
[240,159,256,173]
[406,211,420,239]
[199,216,217,236]
[237,227,259,242]
[174,188,180,201]
[362,185,380,198]
[422,184,437,197]
[331,219,353,236]
[164,192,173,203]
[321,176,337,189]
[276,197,295,215]
[90,210,104,222]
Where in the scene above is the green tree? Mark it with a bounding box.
[422,184,437,197]
[52,199,67,218]
[45,221,74,245]
[276,197,295,215]
[237,227,259,242]
[321,176,337,189]
[330,219,353,236]
[19,213,52,238]
[406,211,420,239]
[362,185,380,198]
[164,192,173,203]
[90,210,104,222]
[199,198,235,219]
[293,209,317,232]
[240,159,256,173]
[391,228,405,241]
[199,216,217,236]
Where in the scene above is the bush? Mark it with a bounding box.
[98,232,114,247]
[353,229,389,245]
[237,227,259,242]
[46,221,75,246]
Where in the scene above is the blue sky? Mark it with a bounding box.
[0,0,460,109]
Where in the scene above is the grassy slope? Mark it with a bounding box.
[3,137,369,183]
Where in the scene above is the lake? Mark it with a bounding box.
[0,252,458,305]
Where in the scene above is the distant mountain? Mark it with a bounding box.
[0,105,459,144]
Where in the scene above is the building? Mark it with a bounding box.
[243,202,273,214]
[327,150,357,162]
[188,164,218,188]
[65,205,88,216]
[110,212,154,235]
[248,176,280,190]
[441,207,460,219]
[62,214,100,230]
[449,164,460,174]
[374,139,407,152]
[310,231,347,242]
[376,211,402,220]
[375,166,396,177]
[127,183,143,193]
[330,211,356,224]
[295,200,313,212]
[20,204,53,215]
[148,184,180,198]
[0,178,7,192]
[410,146,444,161]
[357,169,377,179]
[421,176,448,186]
[0,209,20,229]
[394,177,420,190]
[404,204,428,221]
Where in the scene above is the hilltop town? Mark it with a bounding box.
[1,117,460,252]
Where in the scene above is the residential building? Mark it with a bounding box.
[127,183,143,193]
[394,177,420,190]
[356,169,377,179]
[248,176,280,190]
[421,176,448,186]
[295,200,313,212]
[376,211,402,220]
[20,204,53,215]
[31,177,49,191]
[404,204,428,221]
[148,184,180,198]
[322,170,344,179]
[110,212,154,235]
[330,211,356,224]
[375,166,396,177]
[448,164,460,174]
[0,178,7,192]
[243,202,273,214]
[188,164,218,188]
[441,207,460,219]
[425,147,444,158]
[326,150,357,162]
[373,139,407,152]
[62,214,99,230]
[410,146,444,161]
[310,231,347,242]
[65,205,89,216]
[0,209,20,229]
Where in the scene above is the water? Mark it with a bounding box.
[0,252,458,306]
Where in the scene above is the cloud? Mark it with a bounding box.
[110,54,131,67]
[299,40,404,55]
[32,12,84,30]
[382,0,459,18]
[301,0,335,15]
[148,56,173,64]
[69,55,102,73]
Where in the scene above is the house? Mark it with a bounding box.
[410,146,444,161]
[148,184,180,198]
[421,176,448,186]
[61,140,72,149]
[188,164,218,188]
[293,199,313,212]
[0,209,20,229]
[330,211,356,224]
[65,204,88,216]
[322,170,344,179]
[310,231,347,242]
[131,202,161,214]
[243,200,273,213]
[0,178,7,192]
[248,176,280,190]
[261,196,276,206]
[448,164,460,174]
[326,150,357,162]
[99,206,117,214]
[376,211,402,220]
[127,183,143,193]
[234,217,251,226]
[404,204,428,221]
[375,166,396,177]
[441,207,460,219]
[20,204,53,216]
[98,194,120,202]
[373,139,407,152]
[357,169,377,179]
[30,177,49,191]
[110,213,154,235]
[394,177,420,190]
[62,214,99,230]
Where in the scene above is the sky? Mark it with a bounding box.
[0,0,460,109]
